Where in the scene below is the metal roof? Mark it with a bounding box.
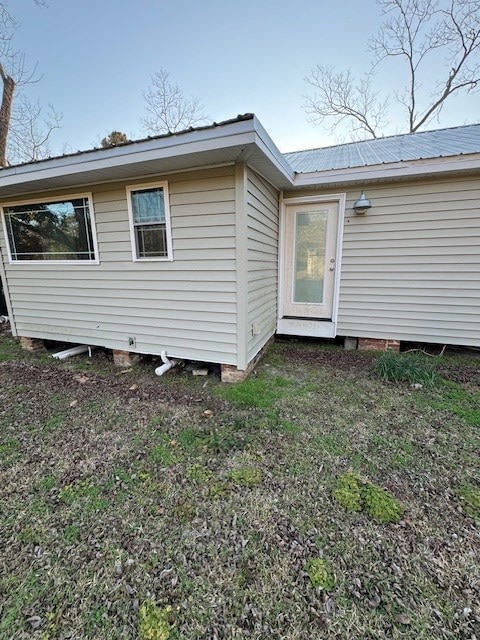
[284,123,480,173]
[0,114,294,198]
[3,114,256,170]
[2,116,480,195]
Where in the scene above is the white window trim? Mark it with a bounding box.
[1,192,100,265]
[126,181,173,262]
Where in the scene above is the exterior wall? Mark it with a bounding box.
[284,173,480,347]
[0,166,239,364]
[246,167,279,362]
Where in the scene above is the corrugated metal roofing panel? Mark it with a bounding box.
[284,123,480,173]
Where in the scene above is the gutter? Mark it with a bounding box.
[292,152,480,187]
[0,122,259,189]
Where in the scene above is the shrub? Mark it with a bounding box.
[376,351,439,386]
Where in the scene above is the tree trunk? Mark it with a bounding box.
[0,71,15,168]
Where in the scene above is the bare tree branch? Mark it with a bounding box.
[0,1,57,166]
[7,97,61,164]
[141,68,207,135]
[304,0,480,139]
[304,66,389,139]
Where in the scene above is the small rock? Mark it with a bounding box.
[69,399,78,408]
[26,616,41,630]
[203,409,214,418]
[396,613,411,625]
[129,384,139,391]
[410,383,423,390]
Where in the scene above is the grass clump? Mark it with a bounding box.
[148,435,179,467]
[333,471,403,523]
[185,463,213,485]
[457,483,480,522]
[219,374,293,409]
[434,380,480,426]
[306,558,335,591]
[138,601,174,640]
[376,351,439,386]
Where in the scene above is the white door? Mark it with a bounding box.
[282,201,339,320]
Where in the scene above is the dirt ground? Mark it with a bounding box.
[1,335,479,639]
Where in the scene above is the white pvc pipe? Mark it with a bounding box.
[0,315,9,323]
[51,345,90,360]
[155,350,180,376]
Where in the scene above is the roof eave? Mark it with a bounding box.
[0,117,294,198]
[293,152,480,187]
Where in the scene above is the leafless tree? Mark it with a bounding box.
[8,96,61,164]
[141,68,207,135]
[304,0,480,139]
[0,0,60,167]
[304,67,389,139]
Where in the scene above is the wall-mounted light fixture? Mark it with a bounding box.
[353,191,371,215]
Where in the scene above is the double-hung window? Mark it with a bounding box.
[2,194,98,263]
[127,182,172,261]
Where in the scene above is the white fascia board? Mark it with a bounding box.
[293,152,480,187]
[0,120,259,188]
[252,116,295,184]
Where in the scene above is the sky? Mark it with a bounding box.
[10,0,480,156]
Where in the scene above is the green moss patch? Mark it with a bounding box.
[230,466,263,488]
[332,471,363,512]
[333,472,403,523]
[363,484,403,524]
[306,558,335,591]
[138,601,174,640]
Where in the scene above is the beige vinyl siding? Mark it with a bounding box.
[246,168,279,360]
[1,166,239,363]
[286,174,480,346]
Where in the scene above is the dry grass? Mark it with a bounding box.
[0,335,479,639]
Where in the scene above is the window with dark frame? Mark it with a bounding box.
[130,186,169,259]
[3,197,96,262]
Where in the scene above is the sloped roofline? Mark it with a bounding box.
[1,115,480,196]
[286,121,480,156]
[0,114,295,197]
[3,114,255,170]
[285,122,480,175]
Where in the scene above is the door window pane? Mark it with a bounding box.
[293,211,327,304]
